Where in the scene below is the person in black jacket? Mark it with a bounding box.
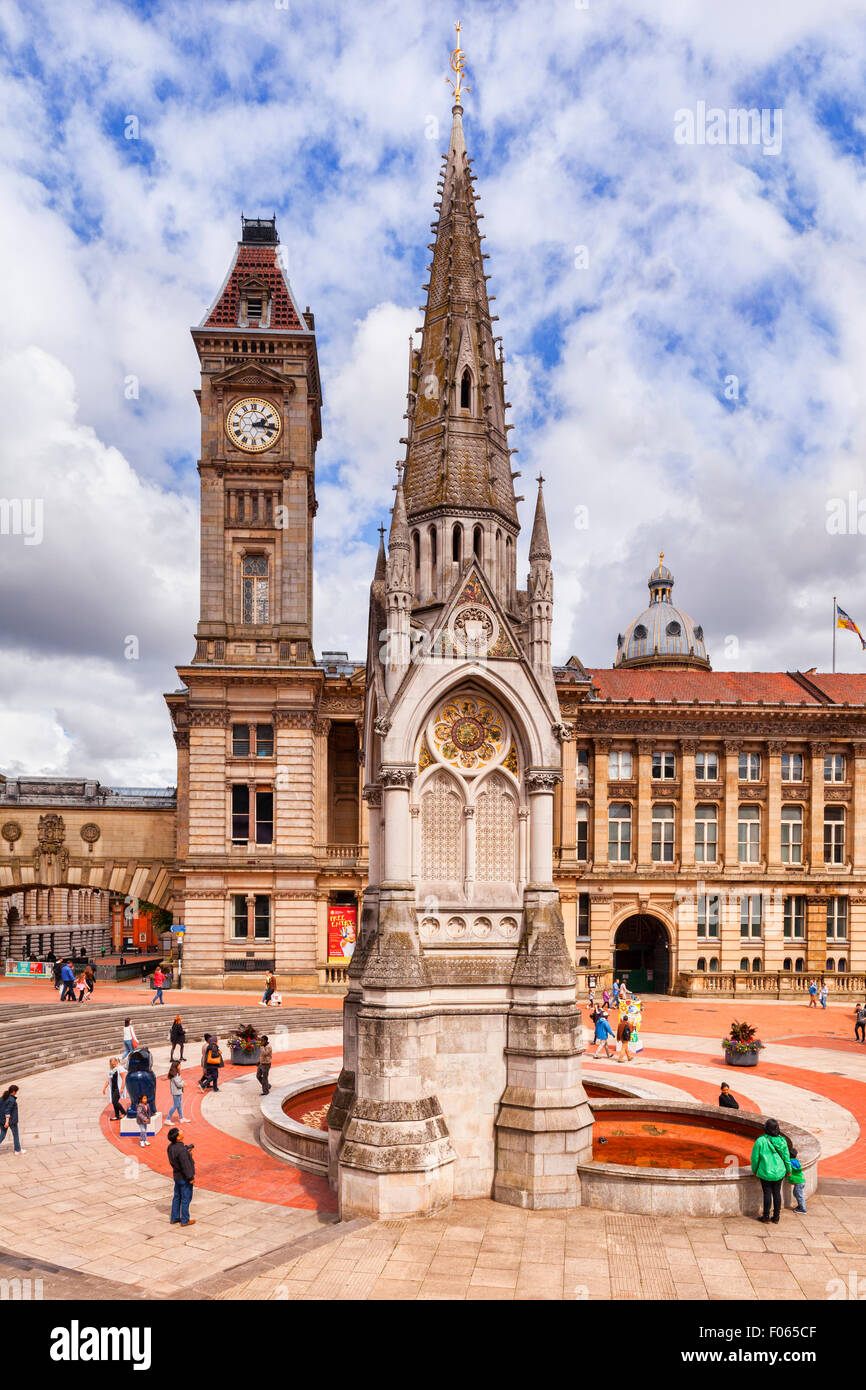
[719,1082,740,1110]
[169,1016,186,1063]
[166,1127,195,1226]
[0,1086,25,1153]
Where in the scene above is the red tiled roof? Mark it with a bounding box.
[203,243,303,331]
[805,674,866,704]
[584,669,861,705]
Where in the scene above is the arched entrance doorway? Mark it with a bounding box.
[613,914,670,994]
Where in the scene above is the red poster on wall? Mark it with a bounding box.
[328,904,357,961]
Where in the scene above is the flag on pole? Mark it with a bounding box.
[836,604,866,649]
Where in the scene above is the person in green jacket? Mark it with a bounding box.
[750,1117,791,1224]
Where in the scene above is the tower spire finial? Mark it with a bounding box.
[446,21,470,106]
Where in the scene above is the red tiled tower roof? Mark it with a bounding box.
[201,233,306,333]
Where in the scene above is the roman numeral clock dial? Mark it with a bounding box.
[225,397,282,452]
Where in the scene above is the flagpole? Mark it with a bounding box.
[833,595,836,674]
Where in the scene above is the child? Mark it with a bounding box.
[136,1096,152,1148]
[787,1142,806,1213]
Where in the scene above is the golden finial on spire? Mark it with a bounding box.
[446,21,471,106]
[659,551,665,567]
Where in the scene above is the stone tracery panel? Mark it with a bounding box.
[475,772,517,885]
[420,770,463,882]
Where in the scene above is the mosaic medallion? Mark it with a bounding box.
[432,695,504,770]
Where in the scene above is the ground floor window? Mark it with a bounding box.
[231,894,271,939]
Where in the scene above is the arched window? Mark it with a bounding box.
[460,368,472,411]
[752,957,762,973]
[420,772,463,882]
[412,530,420,586]
[495,528,503,587]
[505,536,514,602]
[795,956,805,972]
[783,957,792,972]
[838,958,847,973]
[740,956,749,971]
[452,523,462,565]
[709,957,720,972]
[475,773,517,886]
[473,525,483,562]
[578,956,589,968]
[826,957,835,972]
[696,957,706,972]
[242,554,269,624]
[429,526,437,594]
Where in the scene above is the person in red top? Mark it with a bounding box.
[151,966,166,1006]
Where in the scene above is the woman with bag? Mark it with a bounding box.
[103,1057,126,1121]
[203,1037,223,1093]
[169,1016,186,1063]
[750,1118,791,1224]
[0,1086,25,1154]
[122,1018,140,1059]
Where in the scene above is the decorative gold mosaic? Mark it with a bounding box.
[432,695,504,770]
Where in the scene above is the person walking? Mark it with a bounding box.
[198,1034,213,1090]
[135,1095,152,1148]
[84,965,95,1000]
[103,1058,127,1121]
[166,1127,196,1227]
[256,1035,273,1094]
[202,1037,223,1092]
[60,959,75,1002]
[260,972,276,1007]
[75,969,88,1003]
[855,1003,866,1043]
[750,1118,791,1224]
[151,966,166,1006]
[52,958,63,992]
[0,1086,25,1154]
[166,1062,187,1124]
[615,1014,633,1064]
[122,1018,140,1058]
[807,978,818,1008]
[786,1142,807,1214]
[602,986,611,1009]
[719,1083,739,1110]
[169,1016,186,1063]
[592,1012,616,1059]
[819,981,829,1010]
[612,979,621,1006]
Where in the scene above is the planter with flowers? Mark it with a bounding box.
[228,1024,260,1066]
[722,1020,763,1068]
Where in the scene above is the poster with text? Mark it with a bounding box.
[328,904,357,961]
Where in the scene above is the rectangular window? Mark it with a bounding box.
[577,893,590,938]
[697,894,720,938]
[781,753,803,782]
[695,752,718,781]
[695,804,718,863]
[254,895,271,939]
[738,805,760,862]
[739,753,761,781]
[783,895,805,939]
[255,790,274,845]
[232,894,248,938]
[651,804,675,862]
[740,894,763,938]
[824,807,845,864]
[246,296,263,320]
[827,897,848,940]
[781,805,803,864]
[231,785,250,843]
[242,555,269,624]
[232,723,251,757]
[608,803,631,862]
[652,751,676,780]
[608,750,632,780]
[576,748,590,788]
[255,724,274,757]
[576,802,589,861]
[824,753,845,782]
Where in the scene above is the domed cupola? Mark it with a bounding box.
[614,554,711,670]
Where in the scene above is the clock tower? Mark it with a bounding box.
[190,214,321,668]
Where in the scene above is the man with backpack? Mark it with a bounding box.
[616,1013,633,1063]
[202,1036,224,1092]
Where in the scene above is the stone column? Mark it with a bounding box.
[381,765,413,883]
[592,738,610,869]
[805,894,827,974]
[463,805,475,900]
[680,739,697,868]
[636,738,653,868]
[723,741,741,868]
[245,893,255,940]
[767,739,784,868]
[853,743,866,872]
[808,742,826,871]
[527,769,558,887]
[518,808,529,890]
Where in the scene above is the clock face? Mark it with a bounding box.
[225,397,281,453]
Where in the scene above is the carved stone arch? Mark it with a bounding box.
[419,768,465,884]
[474,770,518,887]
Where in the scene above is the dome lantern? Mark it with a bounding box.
[614,555,711,670]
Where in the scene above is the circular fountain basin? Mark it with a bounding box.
[261,1079,820,1216]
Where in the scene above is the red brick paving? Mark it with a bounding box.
[0,980,343,1008]
[100,1044,342,1211]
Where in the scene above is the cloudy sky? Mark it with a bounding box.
[2,0,866,785]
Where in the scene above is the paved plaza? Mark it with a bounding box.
[1,991,865,1301]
